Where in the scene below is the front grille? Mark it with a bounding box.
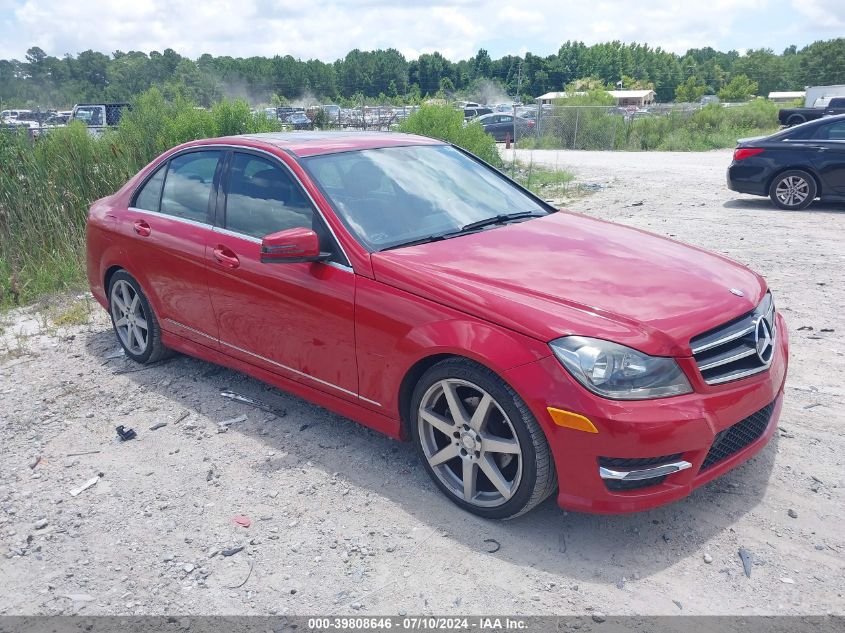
[690,293,776,385]
[701,400,775,471]
[599,454,683,492]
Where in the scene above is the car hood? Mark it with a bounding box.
[371,212,767,357]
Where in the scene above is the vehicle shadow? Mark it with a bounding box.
[723,197,845,212]
[84,328,778,584]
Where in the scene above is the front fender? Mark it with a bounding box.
[355,276,550,418]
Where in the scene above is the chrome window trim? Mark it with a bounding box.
[128,206,212,230]
[163,318,380,407]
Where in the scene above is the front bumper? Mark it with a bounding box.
[504,313,789,514]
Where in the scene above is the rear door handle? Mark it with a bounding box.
[213,246,240,269]
[133,219,151,237]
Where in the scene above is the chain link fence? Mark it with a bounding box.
[513,104,704,151]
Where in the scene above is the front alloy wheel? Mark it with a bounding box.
[418,378,523,508]
[411,358,556,519]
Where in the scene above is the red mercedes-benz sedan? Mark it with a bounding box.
[87,132,788,518]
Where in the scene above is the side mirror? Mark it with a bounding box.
[260,227,330,264]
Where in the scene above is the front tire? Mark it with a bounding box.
[411,358,557,519]
[108,271,171,364]
[769,170,817,210]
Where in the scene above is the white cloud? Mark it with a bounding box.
[0,0,834,61]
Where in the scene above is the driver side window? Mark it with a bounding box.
[225,153,315,239]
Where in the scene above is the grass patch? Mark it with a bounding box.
[518,100,779,151]
[0,88,280,309]
[509,160,576,200]
[52,297,93,327]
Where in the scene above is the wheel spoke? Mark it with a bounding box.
[113,296,127,313]
[469,393,493,432]
[120,283,131,308]
[442,381,469,425]
[133,325,146,349]
[420,408,455,437]
[479,455,513,500]
[482,434,520,455]
[462,459,477,501]
[115,316,128,327]
[134,315,148,331]
[125,324,135,348]
[129,293,140,314]
[428,443,459,467]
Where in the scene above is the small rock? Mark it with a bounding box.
[703,553,713,564]
[183,563,195,573]
[34,519,48,530]
[662,532,672,542]
[29,456,41,470]
[592,612,606,623]
[350,602,362,610]
[787,509,798,519]
[781,577,795,584]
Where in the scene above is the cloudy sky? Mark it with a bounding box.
[0,0,842,61]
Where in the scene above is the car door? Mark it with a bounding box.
[123,149,222,347]
[809,119,845,194]
[205,149,358,400]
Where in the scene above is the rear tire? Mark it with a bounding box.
[786,115,805,126]
[108,271,172,364]
[410,358,557,519]
[768,170,816,210]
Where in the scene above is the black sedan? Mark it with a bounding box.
[476,113,535,142]
[727,114,845,209]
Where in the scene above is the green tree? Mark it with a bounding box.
[718,74,758,102]
[675,75,708,102]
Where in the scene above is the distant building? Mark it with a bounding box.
[537,91,586,104]
[606,90,656,107]
[767,91,806,103]
[537,89,656,106]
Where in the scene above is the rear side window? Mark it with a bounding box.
[160,151,220,223]
[224,153,315,239]
[812,120,845,141]
[134,165,166,212]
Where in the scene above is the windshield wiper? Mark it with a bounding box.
[380,212,547,252]
[460,211,546,232]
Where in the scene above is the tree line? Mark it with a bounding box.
[1,38,843,108]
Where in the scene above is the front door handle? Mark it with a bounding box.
[133,219,151,237]
[213,246,240,269]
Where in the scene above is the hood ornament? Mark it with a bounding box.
[729,288,744,297]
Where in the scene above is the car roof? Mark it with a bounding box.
[190,131,444,157]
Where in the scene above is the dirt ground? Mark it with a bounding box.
[1,149,843,617]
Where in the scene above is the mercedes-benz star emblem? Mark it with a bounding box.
[730,288,744,297]
[754,316,774,364]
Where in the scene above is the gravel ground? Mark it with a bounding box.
[0,149,843,617]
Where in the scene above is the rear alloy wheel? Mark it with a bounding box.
[769,170,816,210]
[411,358,556,519]
[108,271,171,364]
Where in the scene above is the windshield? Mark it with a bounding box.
[302,144,550,251]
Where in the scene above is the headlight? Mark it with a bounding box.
[549,336,692,400]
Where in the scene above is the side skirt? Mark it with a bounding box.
[160,330,403,440]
